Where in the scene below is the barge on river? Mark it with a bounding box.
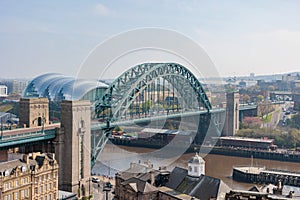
[232,166,300,187]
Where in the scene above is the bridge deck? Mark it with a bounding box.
[0,124,60,149]
[91,108,225,130]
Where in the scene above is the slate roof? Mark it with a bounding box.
[122,177,158,193]
[166,166,231,200]
[166,167,188,189]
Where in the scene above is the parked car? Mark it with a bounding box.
[104,182,113,188]
[92,177,100,183]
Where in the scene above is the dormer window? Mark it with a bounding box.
[21,166,26,172]
[4,170,9,176]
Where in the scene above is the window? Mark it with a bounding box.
[21,166,26,172]
[15,180,18,187]
[40,185,43,193]
[25,189,29,197]
[35,187,38,194]
[189,166,192,172]
[21,190,24,198]
[14,192,18,200]
[4,170,9,176]
[194,166,198,172]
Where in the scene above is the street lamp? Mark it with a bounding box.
[103,186,111,200]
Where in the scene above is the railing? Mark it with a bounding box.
[0,124,59,148]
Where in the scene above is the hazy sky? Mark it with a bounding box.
[1,0,300,79]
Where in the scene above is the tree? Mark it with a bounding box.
[242,117,262,129]
[141,100,153,113]
[256,95,264,102]
[242,94,250,103]
[289,113,300,130]
[268,85,275,91]
[287,129,299,148]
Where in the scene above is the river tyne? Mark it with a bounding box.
[92,145,300,190]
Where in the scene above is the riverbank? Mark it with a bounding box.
[110,138,300,163]
[93,145,300,190]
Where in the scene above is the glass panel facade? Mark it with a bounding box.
[22,73,108,103]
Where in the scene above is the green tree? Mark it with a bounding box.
[287,129,299,148]
[289,113,300,130]
[141,100,153,113]
[256,95,264,102]
[268,85,275,91]
[242,94,250,103]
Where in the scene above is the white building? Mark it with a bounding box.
[188,152,205,177]
[0,85,8,97]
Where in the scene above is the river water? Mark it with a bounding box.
[92,145,300,190]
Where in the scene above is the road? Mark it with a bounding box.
[91,176,115,200]
[262,105,284,129]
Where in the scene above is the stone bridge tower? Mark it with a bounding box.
[19,98,49,128]
[222,92,239,136]
[55,100,92,198]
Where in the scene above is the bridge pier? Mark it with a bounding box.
[55,100,92,198]
[222,92,239,136]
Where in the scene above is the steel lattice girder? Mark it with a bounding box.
[95,63,211,121]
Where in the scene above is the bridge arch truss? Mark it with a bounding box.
[95,63,211,121]
[92,63,216,166]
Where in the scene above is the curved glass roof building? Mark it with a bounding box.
[22,73,108,103]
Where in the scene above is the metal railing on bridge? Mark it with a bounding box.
[0,124,60,149]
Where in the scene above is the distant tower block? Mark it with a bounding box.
[188,153,205,177]
[19,98,49,128]
[56,100,91,197]
[222,92,240,136]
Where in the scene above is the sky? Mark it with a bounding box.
[0,0,300,79]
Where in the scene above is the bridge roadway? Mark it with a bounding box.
[0,105,255,150]
[239,105,257,111]
[91,108,226,130]
[0,124,60,149]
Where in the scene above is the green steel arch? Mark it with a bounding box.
[95,63,212,121]
[92,63,214,167]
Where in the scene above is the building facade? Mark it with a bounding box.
[0,85,8,97]
[0,152,59,200]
